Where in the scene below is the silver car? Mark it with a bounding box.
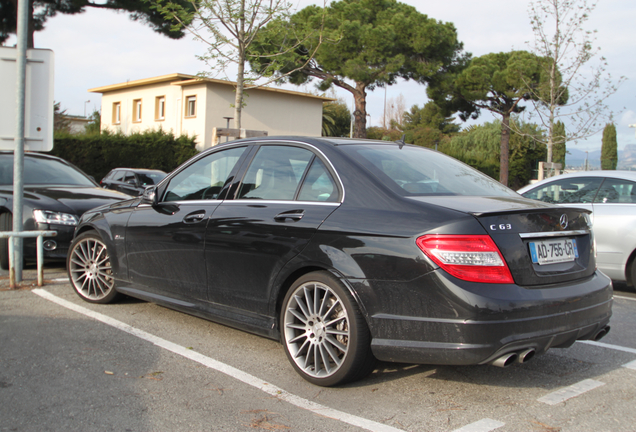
[518,170,636,284]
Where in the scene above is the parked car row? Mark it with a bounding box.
[2,144,618,387]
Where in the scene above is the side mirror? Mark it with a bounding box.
[141,186,157,205]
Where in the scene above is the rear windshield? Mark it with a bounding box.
[339,144,517,197]
[0,154,96,186]
[137,171,166,186]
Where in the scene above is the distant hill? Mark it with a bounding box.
[565,149,601,169]
[565,145,636,170]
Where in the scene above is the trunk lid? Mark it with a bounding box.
[409,196,595,286]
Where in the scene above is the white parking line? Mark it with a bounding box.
[537,379,605,405]
[451,418,505,432]
[578,340,636,355]
[32,289,404,432]
[623,360,636,370]
[614,295,636,302]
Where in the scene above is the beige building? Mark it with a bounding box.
[89,73,332,151]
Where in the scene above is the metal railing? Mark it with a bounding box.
[0,230,57,288]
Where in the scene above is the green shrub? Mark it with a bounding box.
[48,129,199,181]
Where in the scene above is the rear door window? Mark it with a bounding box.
[237,146,314,200]
[298,158,339,202]
[594,178,636,203]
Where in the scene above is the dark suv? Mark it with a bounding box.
[100,168,167,196]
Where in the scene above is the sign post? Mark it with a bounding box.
[1,42,54,282]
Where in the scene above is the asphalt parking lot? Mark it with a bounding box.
[1,266,635,432]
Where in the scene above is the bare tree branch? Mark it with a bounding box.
[517,0,626,167]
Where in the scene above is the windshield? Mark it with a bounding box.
[0,154,96,186]
[339,144,517,197]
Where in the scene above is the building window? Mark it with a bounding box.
[155,96,166,121]
[185,95,196,118]
[112,102,121,124]
[133,99,142,123]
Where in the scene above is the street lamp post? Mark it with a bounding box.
[223,117,233,142]
[84,100,90,118]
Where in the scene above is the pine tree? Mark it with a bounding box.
[249,0,466,138]
[601,123,618,170]
[1,0,193,48]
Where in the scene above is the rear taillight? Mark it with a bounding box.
[416,234,514,284]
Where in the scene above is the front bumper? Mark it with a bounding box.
[20,224,75,263]
[352,270,613,365]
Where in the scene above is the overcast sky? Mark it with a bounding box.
[12,0,636,151]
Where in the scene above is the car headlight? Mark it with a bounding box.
[33,209,79,226]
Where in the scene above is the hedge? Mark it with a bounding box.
[48,129,199,181]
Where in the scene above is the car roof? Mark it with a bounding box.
[518,170,636,193]
[210,136,400,148]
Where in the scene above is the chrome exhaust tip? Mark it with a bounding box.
[593,326,611,341]
[491,352,518,368]
[517,348,536,364]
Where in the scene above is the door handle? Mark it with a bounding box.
[183,211,206,223]
[274,210,304,222]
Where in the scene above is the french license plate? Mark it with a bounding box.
[529,238,579,265]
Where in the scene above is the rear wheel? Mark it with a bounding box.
[68,231,120,304]
[0,212,12,270]
[280,271,376,386]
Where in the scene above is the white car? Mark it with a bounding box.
[518,170,636,284]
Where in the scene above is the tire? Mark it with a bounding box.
[67,231,121,304]
[0,212,11,270]
[280,271,376,386]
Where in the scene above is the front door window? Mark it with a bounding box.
[163,146,247,202]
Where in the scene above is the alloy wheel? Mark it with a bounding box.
[283,281,350,379]
[69,234,116,302]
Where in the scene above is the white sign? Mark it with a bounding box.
[0,47,54,151]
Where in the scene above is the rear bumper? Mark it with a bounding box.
[354,270,613,365]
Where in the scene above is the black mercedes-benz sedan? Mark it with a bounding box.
[0,151,131,269]
[67,137,613,386]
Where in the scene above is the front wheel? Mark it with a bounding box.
[280,271,376,386]
[67,231,120,304]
